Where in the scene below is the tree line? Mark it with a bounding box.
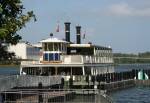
[114,52,150,64]
[0,0,36,61]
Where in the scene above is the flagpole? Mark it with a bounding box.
[56,20,60,33]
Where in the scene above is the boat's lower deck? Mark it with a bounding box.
[20,65,115,78]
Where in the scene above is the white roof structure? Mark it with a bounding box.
[32,43,42,48]
[40,38,67,43]
[69,44,91,47]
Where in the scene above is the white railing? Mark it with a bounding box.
[21,60,40,65]
[21,55,114,65]
[61,55,113,64]
[82,56,114,64]
[61,55,83,64]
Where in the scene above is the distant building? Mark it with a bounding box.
[8,41,41,60]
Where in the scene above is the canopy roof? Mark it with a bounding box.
[40,37,67,43]
[69,44,91,47]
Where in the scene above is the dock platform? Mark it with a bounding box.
[0,89,113,103]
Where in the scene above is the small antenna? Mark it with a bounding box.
[50,33,53,37]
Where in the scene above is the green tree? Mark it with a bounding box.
[0,0,36,60]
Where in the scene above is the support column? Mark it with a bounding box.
[20,66,23,75]
[38,82,43,103]
[53,42,54,51]
[71,67,72,76]
[55,67,58,75]
[82,66,85,75]
[60,43,62,51]
[39,67,42,75]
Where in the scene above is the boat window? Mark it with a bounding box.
[49,53,54,61]
[43,43,47,51]
[58,43,61,51]
[48,43,53,51]
[72,67,83,75]
[84,67,91,75]
[57,67,71,75]
[43,53,48,61]
[55,53,60,61]
[54,43,59,51]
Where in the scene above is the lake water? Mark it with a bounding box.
[112,64,150,103]
[114,64,150,72]
[0,66,19,75]
[111,87,150,103]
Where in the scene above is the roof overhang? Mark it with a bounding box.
[69,44,92,48]
[40,38,68,43]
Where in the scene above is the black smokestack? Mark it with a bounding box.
[64,22,71,42]
[76,26,81,44]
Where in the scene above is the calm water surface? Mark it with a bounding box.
[113,64,150,103]
[0,66,19,75]
[111,87,150,103]
[115,64,150,72]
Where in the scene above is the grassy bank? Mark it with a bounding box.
[114,58,150,64]
[0,60,20,67]
[0,64,20,68]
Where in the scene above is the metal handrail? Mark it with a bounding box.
[100,90,114,103]
[0,75,62,92]
[104,94,114,103]
[1,89,101,103]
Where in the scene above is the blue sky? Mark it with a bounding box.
[19,0,150,53]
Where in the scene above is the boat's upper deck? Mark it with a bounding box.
[20,22,114,67]
[21,54,113,67]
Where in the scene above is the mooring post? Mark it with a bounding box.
[0,93,3,103]
[61,78,64,89]
[38,82,43,103]
[148,70,150,79]
[136,69,138,79]
[69,77,73,89]
[86,75,90,89]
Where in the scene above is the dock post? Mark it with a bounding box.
[69,77,73,89]
[0,93,4,103]
[86,75,90,89]
[38,82,43,103]
[61,78,64,89]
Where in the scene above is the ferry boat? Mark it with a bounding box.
[20,22,114,82]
